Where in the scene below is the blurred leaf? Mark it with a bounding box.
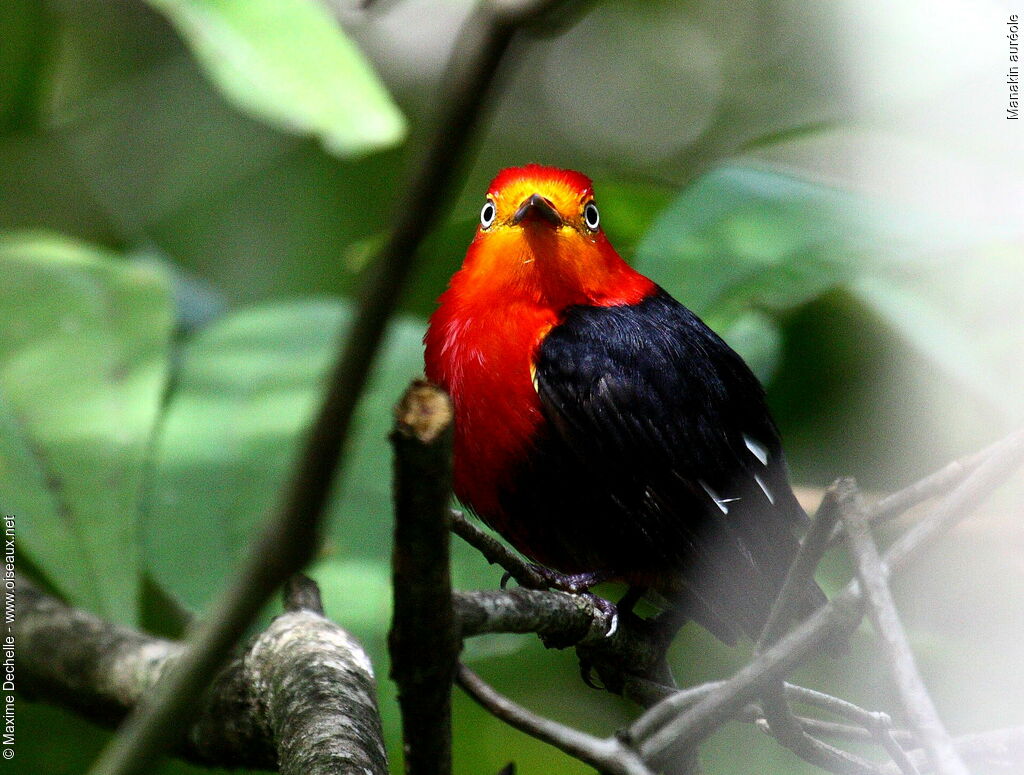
[141,301,426,610]
[15,702,262,775]
[146,0,406,156]
[591,178,676,261]
[633,164,988,385]
[634,165,860,318]
[707,309,783,383]
[737,119,847,152]
[0,232,173,623]
[130,245,228,332]
[851,276,1016,415]
[309,556,391,634]
[141,301,343,609]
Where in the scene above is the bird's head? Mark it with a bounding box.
[478,164,601,239]
[461,164,650,307]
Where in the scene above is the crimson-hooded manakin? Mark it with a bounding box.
[424,164,823,643]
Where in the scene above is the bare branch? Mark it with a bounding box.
[840,488,970,775]
[456,664,654,775]
[883,428,1024,574]
[86,2,583,774]
[827,428,1024,547]
[389,381,458,775]
[15,575,387,775]
[880,727,1024,774]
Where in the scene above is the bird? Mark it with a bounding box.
[424,163,823,644]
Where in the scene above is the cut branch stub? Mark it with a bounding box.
[389,380,459,775]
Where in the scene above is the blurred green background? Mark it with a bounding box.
[4,0,1023,773]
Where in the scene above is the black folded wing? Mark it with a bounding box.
[523,287,816,641]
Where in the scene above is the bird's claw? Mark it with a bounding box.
[526,565,611,594]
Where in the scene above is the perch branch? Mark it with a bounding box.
[455,587,615,645]
[456,664,654,775]
[87,1,578,773]
[15,574,387,775]
[826,429,1024,547]
[840,491,969,775]
[389,382,458,775]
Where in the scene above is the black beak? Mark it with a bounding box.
[512,193,563,227]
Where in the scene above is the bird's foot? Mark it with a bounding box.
[501,566,619,635]
[529,566,612,594]
[533,567,619,636]
[500,565,610,593]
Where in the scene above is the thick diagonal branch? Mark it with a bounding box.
[86,2,578,774]
[841,494,969,775]
[15,575,387,775]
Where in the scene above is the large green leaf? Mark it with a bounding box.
[141,301,427,610]
[146,0,406,156]
[0,233,173,623]
[634,166,865,318]
[633,164,984,385]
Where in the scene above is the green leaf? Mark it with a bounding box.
[633,164,977,376]
[146,0,406,156]
[706,309,783,384]
[141,301,427,610]
[634,165,861,319]
[0,232,173,623]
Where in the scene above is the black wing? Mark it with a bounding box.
[522,287,815,641]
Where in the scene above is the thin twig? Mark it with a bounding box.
[86,2,574,774]
[883,428,1024,574]
[872,727,922,775]
[450,509,547,588]
[456,664,654,775]
[840,489,970,775]
[826,429,1024,548]
[632,427,1024,768]
[758,479,849,650]
[627,674,923,775]
[760,684,883,775]
[389,382,458,775]
[784,684,919,772]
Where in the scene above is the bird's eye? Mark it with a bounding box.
[480,200,496,229]
[583,201,600,231]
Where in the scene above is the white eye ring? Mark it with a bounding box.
[480,200,496,229]
[583,202,600,230]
